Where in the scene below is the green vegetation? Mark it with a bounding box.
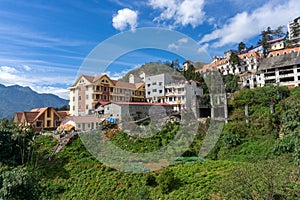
[1,86,299,199]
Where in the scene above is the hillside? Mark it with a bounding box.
[119,62,182,81]
[120,61,206,82]
[0,86,299,199]
[0,84,69,119]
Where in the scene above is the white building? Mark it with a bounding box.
[258,47,300,88]
[200,51,262,89]
[145,73,173,103]
[288,16,300,40]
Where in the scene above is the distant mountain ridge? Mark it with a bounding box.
[0,84,69,119]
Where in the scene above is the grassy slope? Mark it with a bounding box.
[34,87,300,199]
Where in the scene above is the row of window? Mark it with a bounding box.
[147,81,163,87]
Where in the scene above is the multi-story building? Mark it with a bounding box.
[145,73,204,118]
[200,51,262,89]
[145,73,173,103]
[164,80,203,113]
[69,74,145,116]
[257,47,300,88]
[288,16,300,40]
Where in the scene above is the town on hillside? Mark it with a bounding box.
[13,16,300,136]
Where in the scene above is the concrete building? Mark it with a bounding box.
[257,47,300,88]
[103,102,173,122]
[200,51,262,89]
[288,16,300,40]
[165,80,203,114]
[145,73,173,103]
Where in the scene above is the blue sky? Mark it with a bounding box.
[0,0,299,99]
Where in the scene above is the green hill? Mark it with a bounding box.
[120,61,206,82]
[0,86,299,199]
[120,62,181,81]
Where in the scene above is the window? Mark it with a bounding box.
[73,106,75,111]
[79,96,81,100]
[276,53,280,56]
[85,86,88,90]
[73,97,75,101]
[148,91,151,95]
[104,87,107,92]
[153,89,157,92]
[36,120,43,128]
[47,120,51,127]
[86,95,89,99]
[147,84,150,87]
[86,105,89,109]
[47,110,51,117]
[55,120,60,127]
[152,82,157,85]
[159,90,163,93]
[159,82,163,86]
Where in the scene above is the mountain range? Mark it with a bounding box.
[0,84,69,119]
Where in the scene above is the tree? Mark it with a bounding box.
[229,52,240,66]
[0,122,35,165]
[0,167,42,200]
[223,74,239,93]
[238,42,246,53]
[258,26,286,57]
[258,27,273,57]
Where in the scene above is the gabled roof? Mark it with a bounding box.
[135,82,145,89]
[23,112,39,123]
[115,80,136,89]
[57,111,69,119]
[71,74,95,87]
[14,112,23,121]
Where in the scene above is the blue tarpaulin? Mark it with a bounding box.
[106,117,117,123]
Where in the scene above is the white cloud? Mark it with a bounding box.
[178,37,188,44]
[200,0,300,47]
[31,86,69,100]
[148,0,205,28]
[112,8,138,31]
[197,43,209,53]
[168,37,189,51]
[0,65,72,99]
[0,66,19,73]
[168,43,179,50]
[23,65,31,71]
